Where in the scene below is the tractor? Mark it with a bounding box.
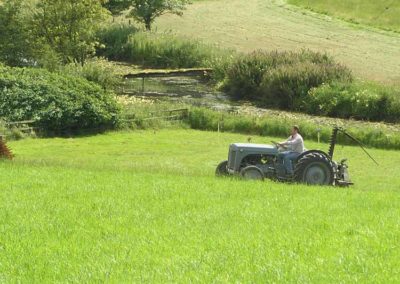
[215,127,378,186]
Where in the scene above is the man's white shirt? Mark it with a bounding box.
[285,134,305,153]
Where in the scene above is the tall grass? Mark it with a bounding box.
[187,107,400,150]
[97,24,232,68]
[62,58,121,91]
[96,24,138,61]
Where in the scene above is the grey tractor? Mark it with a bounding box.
[216,127,377,186]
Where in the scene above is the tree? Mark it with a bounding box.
[103,0,131,16]
[32,0,110,64]
[128,0,191,31]
[0,0,34,66]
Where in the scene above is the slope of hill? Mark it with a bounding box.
[2,129,400,282]
[155,0,400,84]
[288,0,400,33]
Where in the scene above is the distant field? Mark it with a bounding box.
[1,129,400,282]
[288,0,400,33]
[154,0,400,84]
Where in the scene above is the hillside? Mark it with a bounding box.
[155,0,400,84]
[288,0,400,33]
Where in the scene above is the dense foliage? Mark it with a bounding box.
[0,0,109,68]
[0,65,120,132]
[33,0,109,65]
[0,0,33,66]
[103,0,132,16]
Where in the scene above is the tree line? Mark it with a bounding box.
[0,0,190,67]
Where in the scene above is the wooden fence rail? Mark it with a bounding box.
[2,120,36,135]
[121,108,189,123]
[123,68,213,79]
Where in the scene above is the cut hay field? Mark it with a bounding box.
[1,129,400,282]
[155,0,400,84]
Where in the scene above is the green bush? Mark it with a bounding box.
[260,62,352,110]
[220,50,352,108]
[0,65,121,132]
[307,82,400,122]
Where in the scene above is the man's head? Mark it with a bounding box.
[291,125,300,136]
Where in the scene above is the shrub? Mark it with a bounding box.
[220,50,353,108]
[0,65,121,132]
[221,51,273,100]
[307,82,400,122]
[260,62,352,110]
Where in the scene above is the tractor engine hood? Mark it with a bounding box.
[230,143,278,155]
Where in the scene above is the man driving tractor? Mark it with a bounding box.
[277,125,305,176]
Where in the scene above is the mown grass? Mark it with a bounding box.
[1,129,400,282]
[288,0,400,33]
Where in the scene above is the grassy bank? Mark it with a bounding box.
[187,107,400,150]
[1,129,400,282]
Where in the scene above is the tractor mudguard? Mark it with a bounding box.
[296,150,330,163]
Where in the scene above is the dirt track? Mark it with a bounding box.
[156,0,400,84]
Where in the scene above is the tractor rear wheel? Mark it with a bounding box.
[215,160,229,176]
[294,153,334,185]
[240,166,264,181]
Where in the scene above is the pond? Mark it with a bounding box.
[119,75,233,110]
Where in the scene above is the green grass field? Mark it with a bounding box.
[1,129,400,282]
[154,0,400,84]
[288,0,400,33]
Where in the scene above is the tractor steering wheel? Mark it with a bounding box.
[271,141,287,151]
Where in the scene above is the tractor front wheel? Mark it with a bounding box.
[240,166,264,181]
[294,153,334,185]
[215,160,229,176]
